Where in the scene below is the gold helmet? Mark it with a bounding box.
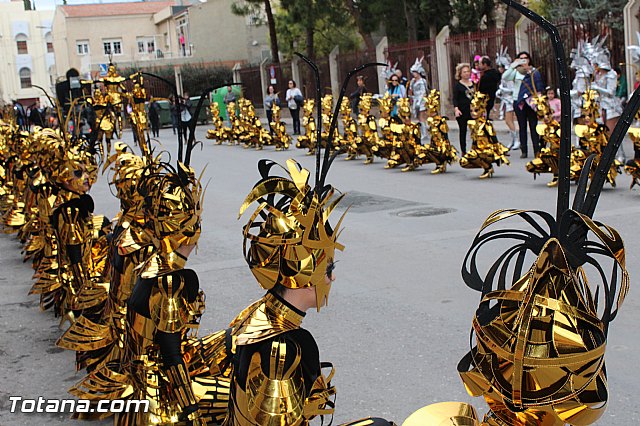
[40,128,97,193]
[139,162,204,278]
[460,209,628,425]
[302,98,315,116]
[397,97,411,119]
[104,142,148,213]
[239,159,346,312]
[530,93,552,120]
[321,94,333,114]
[359,93,372,114]
[470,91,489,115]
[424,89,441,115]
[377,93,394,117]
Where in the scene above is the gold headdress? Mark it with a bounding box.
[359,93,373,114]
[530,93,552,120]
[470,91,489,112]
[238,55,383,312]
[397,97,411,119]
[138,162,204,278]
[238,159,345,311]
[424,89,441,115]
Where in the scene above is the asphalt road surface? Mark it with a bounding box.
[2,125,639,425]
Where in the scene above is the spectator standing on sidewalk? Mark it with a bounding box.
[453,63,474,155]
[286,80,303,135]
[478,56,501,119]
[502,51,545,158]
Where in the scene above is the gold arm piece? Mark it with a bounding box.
[243,340,305,425]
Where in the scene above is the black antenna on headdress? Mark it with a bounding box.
[184,82,241,166]
[294,53,385,191]
[500,0,572,221]
[140,72,182,160]
[294,53,323,187]
[321,62,386,188]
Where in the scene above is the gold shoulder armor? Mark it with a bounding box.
[57,206,86,246]
[245,340,305,425]
[574,124,588,138]
[536,123,547,136]
[148,273,190,333]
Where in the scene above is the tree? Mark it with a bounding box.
[450,0,496,33]
[231,0,280,63]
[275,2,360,60]
[278,0,351,60]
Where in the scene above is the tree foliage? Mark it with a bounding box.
[450,0,496,33]
[277,0,358,59]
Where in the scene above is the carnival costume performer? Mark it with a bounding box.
[91,89,117,154]
[296,99,317,154]
[572,90,621,186]
[57,143,152,372]
[625,110,640,188]
[353,93,377,164]
[374,92,395,161]
[269,103,291,151]
[460,92,510,178]
[125,73,150,151]
[242,102,272,150]
[320,94,337,150]
[227,102,241,145]
[207,102,229,144]
[420,89,457,174]
[341,98,361,160]
[385,98,422,171]
[525,92,562,186]
[402,2,634,424]
[98,64,127,144]
[193,54,394,426]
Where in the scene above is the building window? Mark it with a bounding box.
[19,68,32,88]
[103,39,122,56]
[136,37,155,54]
[16,34,28,55]
[76,40,89,55]
[45,32,54,53]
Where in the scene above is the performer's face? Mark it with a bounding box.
[64,166,91,194]
[471,106,484,119]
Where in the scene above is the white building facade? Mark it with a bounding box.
[0,0,55,106]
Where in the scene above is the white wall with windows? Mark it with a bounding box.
[0,2,55,104]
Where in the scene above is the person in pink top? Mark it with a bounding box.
[471,55,482,84]
[546,86,561,122]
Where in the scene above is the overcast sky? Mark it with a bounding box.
[33,0,142,11]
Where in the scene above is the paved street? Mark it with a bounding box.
[2,124,640,425]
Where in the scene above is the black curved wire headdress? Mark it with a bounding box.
[294,53,386,195]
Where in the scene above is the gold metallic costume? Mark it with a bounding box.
[460,92,510,178]
[227,102,242,145]
[420,89,457,174]
[206,102,228,144]
[356,93,378,164]
[625,119,640,189]
[571,90,620,186]
[241,102,271,150]
[526,93,561,186]
[385,98,423,172]
[374,93,395,161]
[269,104,291,151]
[296,99,317,154]
[341,98,361,160]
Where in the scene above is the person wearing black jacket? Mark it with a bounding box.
[453,63,474,154]
[349,75,367,114]
[478,56,502,118]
